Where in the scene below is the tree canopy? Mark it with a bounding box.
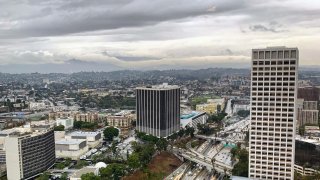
[81,172,101,180]
[103,127,119,141]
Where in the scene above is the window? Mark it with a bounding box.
[253,51,259,59]
[259,51,265,59]
[291,50,296,58]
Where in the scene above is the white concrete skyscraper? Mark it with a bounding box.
[249,46,298,180]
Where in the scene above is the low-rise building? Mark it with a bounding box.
[180,111,208,129]
[55,139,88,160]
[106,110,135,137]
[305,126,320,137]
[49,111,99,123]
[56,118,74,130]
[29,102,46,111]
[196,98,225,115]
[66,131,102,148]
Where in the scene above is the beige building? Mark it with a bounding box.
[196,98,225,115]
[106,110,135,137]
[49,111,99,123]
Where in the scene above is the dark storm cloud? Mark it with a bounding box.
[0,0,245,38]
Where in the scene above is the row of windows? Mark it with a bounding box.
[251,138,293,144]
[253,66,296,71]
[252,98,295,104]
[251,135,293,142]
[253,86,295,90]
[251,143,293,149]
[252,107,294,111]
[252,112,294,117]
[252,94,294,98]
[250,174,291,180]
[250,161,292,167]
[251,119,293,128]
[252,77,295,81]
[251,116,294,120]
[252,82,295,86]
[253,50,297,60]
[252,66,296,72]
[253,58,296,64]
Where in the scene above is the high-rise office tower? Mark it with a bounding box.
[136,83,180,137]
[249,47,298,180]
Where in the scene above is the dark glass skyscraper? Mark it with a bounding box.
[136,83,180,137]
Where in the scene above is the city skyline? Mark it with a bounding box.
[0,0,320,73]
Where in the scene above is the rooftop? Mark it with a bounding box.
[69,131,100,137]
[136,83,179,90]
[55,139,85,145]
[70,167,96,178]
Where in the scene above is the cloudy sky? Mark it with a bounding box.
[0,0,320,73]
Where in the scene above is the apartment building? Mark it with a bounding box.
[49,111,99,123]
[297,100,319,126]
[1,126,55,180]
[106,110,135,137]
[249,46,298,180]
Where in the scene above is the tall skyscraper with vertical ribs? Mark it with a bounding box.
[249,46,298,180]
[136,83,180,137]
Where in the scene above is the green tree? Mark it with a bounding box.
[100,163,126,180]
[81,172,101,180]
[127,152,140,169]
[232,148,249,177]
[55,163,65,169]
[54,125,65,131]
[178,129,185,137]
[185,126,195,137]
[156,138,168,151]
[237,110,250,118]
[299,126,305,136]
[103,127,119,141]
[60,173,68,180]
[75,160,89,169]
[36,172,50,180]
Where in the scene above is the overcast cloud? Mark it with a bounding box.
[0,0,319,73]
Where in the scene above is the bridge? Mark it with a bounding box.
[172,148,233,176]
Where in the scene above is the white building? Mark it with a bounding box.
[0,125,55,180]
[180,111,208,129]
[29,102,46,111]
[56,118,74,130]
[249,46,298,180]
[66,131,102,148]
[55,139,88,160]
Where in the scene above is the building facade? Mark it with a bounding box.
[297,100,319,126]
[136,84,180,137]
[106,111,135,137]
[55,139,88,160]
[66,131,102,148]
[49,111,99,123]
[249,47,298,180]
[180,111,208,129]
[4,127,55,180]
